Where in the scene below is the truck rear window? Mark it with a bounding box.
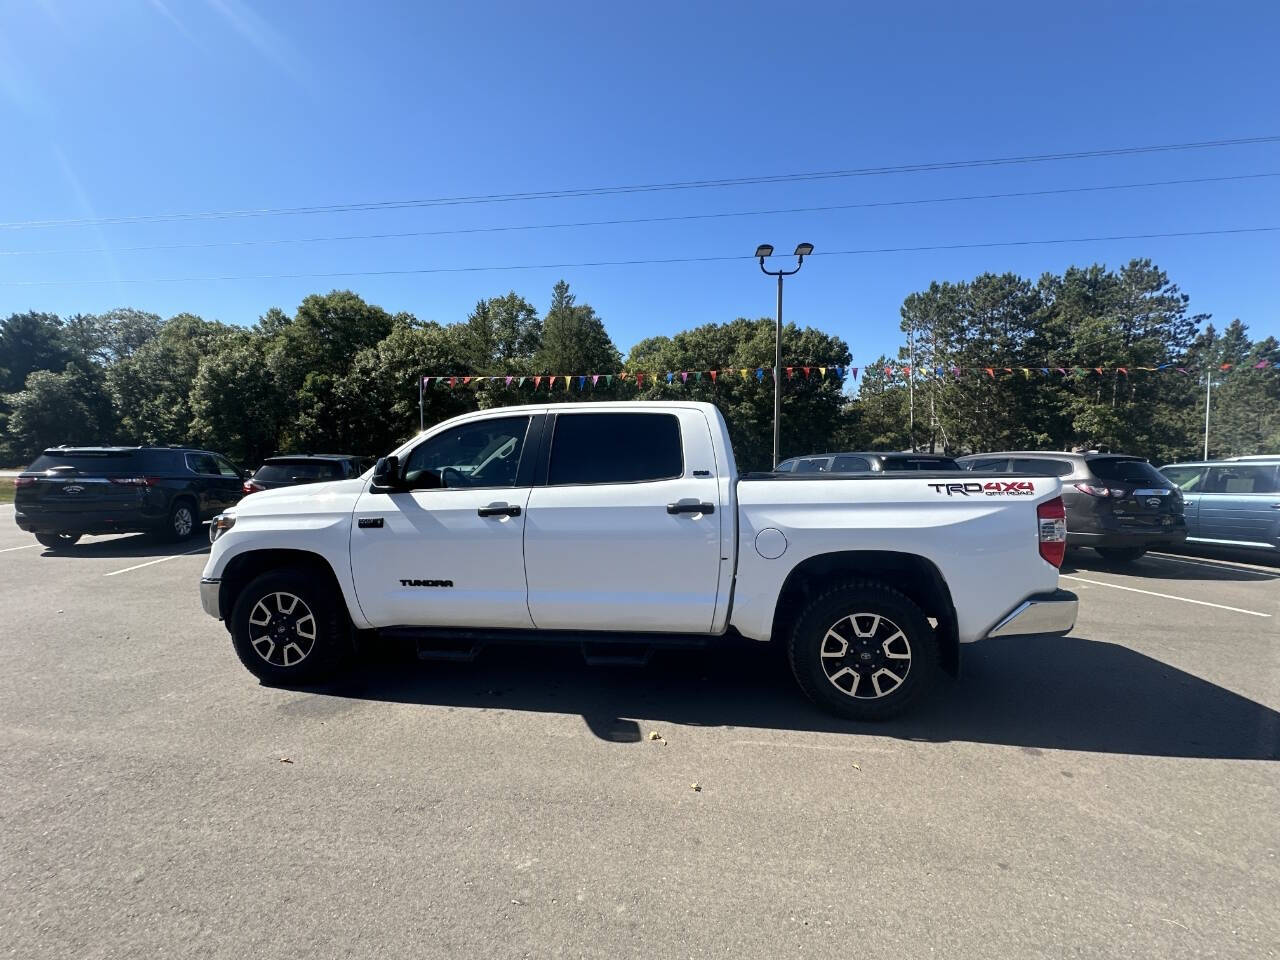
[255,461,345,482]
[1088,458,1168,486]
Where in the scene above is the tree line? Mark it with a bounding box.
[1,262,1275,473]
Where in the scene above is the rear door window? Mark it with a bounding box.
[211,455,241,478]
[185,453,219,475]
[1011,457,1074,476]
[1087,458,1169,487]
[547,413,682,485]
[831,455,871,472]
[1203,465,1279,494]
[1160,465,1206,491]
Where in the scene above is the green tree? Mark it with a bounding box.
[3,364,115,461]
[107,313,235,445]
[455,292,541,373]
[0,311,72,393]
[626,317,851,472]
[534,280,622,377]
[189,332,289,466]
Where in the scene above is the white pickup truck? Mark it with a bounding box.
[199,401,1076,719]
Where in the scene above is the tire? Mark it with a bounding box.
[35,532,81,550]
[788,580,938,721]
[1095,546,1146,563]
[230,569,350,686]
[164,499,198,542]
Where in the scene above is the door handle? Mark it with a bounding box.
[1270,503,1280,510]
[477,503,521,518]
[667,501,715,515]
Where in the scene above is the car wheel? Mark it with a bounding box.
[230,569,350,686]
[1095,546,1146,563]
[35,532,81,550]
[787,580,938,721]
[165,500,197,542]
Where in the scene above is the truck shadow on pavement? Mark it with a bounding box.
[331,637,1279,761]
[37,533,209,560]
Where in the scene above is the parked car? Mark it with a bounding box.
[775,451,961,473]
[243,454,370,496]
[14,446,245,548]
[958,451,1186,562]
[1158,457,1280,552]
[199,401,1076,721]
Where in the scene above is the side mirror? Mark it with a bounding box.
[371,455,402,491]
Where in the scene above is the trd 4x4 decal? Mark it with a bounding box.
[928,481,1036,497]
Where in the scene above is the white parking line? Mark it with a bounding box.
[104,546,207,577]
[0,543,39,553]
[1146,552,1279,577]
[1060,575,1272,618]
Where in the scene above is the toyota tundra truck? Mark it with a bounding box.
[198,401,1077,720]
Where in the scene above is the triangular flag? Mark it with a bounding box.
[984,368,994,378]
[1021,368,1031,379]
[740,368,749,379]
[518,376,526,387]
[504,375,513,386]
[1176,368,1188,375]
[1116,367,1128,376]
[1220,363,1232,371]
[1003,367,1012,374]
[756,368,764,381]
[786,366,794,379]
[1255,360,1270,369]
[695,371,702,381]
[578,376,586,390]
[636,373,644,387]
[884,366,894,377]
[681,371,688,383]
[819,366,827,378]
[950,366,960,377]
[850,366,859,380]
[709,370,718,382]
[534,376,542,388]
[591,374,600,386]
[1055,368,1066,375]
[462,376,471,386]
[1039,368,1049,375]
[1094,367,1104,375]
[667,372,674,383]
[605,374,613,385]
[447,376,456,388]
[422,376,432,386]
[563,375,571,389]
[803,366,811,378]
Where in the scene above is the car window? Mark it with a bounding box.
[794,457,831,473]
[1159,466,1206,492]
[1011,457,1073,476]
[831,455,871,472]
[775,459,798,473]
[255,461,345,482]
[1202,465,1279,495]
[964,457,1009,472]
[185,453,219,475]
[548,413,682,485]
[882,457,959,471]
[212,455,241,478]
[1087,458,1169,486]
[404,416,531,489]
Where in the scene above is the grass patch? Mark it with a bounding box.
[0,484,14,505]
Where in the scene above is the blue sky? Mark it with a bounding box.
[1,0,1277,364]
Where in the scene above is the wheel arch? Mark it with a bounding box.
[770,550,960,676]
[218,548,353,626]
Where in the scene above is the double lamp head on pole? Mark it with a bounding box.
[755,242,814,469]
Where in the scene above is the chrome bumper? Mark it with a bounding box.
[200,578,221,619]
[987,589,1078,638]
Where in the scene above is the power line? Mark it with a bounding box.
[2,135,1277,231]
[1,225,1275,286]
[2,172,1274,258]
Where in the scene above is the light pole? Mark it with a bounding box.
[756,242,813,468]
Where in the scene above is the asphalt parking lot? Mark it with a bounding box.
[1,504,1276,960]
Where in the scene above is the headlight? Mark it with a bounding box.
[210,513,237,543]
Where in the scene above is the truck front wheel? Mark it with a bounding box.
[230,569,349,686]
[788,581,939,721]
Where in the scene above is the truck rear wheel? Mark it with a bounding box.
[787,581,938,721]
[230,569,349,686]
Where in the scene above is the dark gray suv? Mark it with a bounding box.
[958,451,1186,562]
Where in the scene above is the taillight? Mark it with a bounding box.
[14,476,34,487]
[242,480,265,496]
[1038,496,1067,568]
[110,477,160,487]
[1073,483,1126,498]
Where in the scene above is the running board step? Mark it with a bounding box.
[415,638,483,662]
[580,641,653,667]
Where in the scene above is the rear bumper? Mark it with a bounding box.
[1067,529,1187,549]
[200,578,222,619]
[15,508,166,536]
[986,589,1078,638]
